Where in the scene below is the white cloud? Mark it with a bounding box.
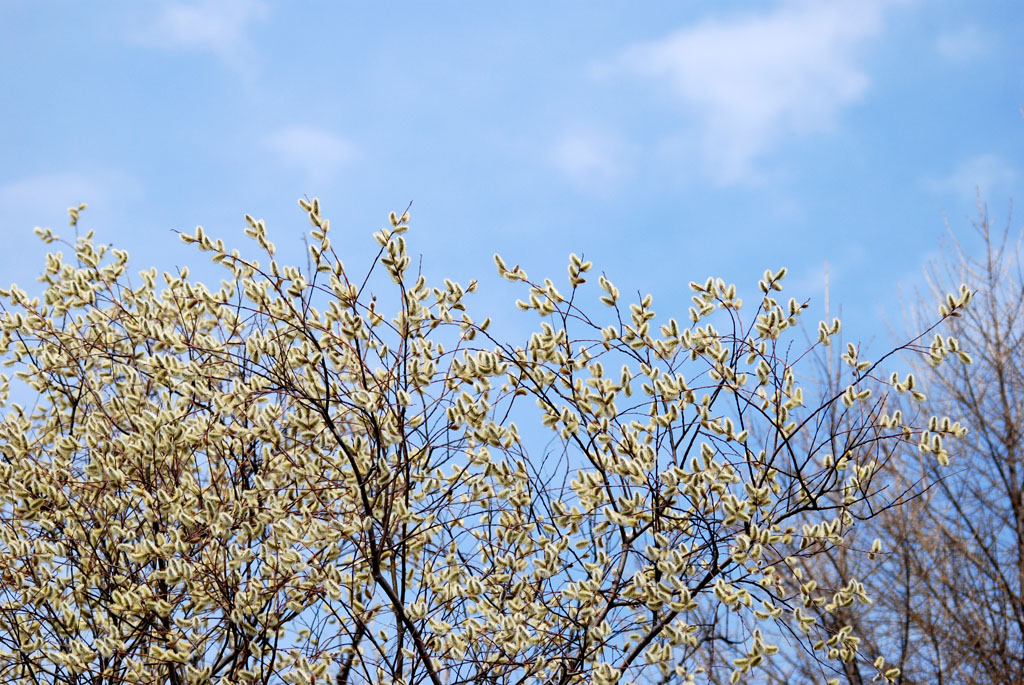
[263,126,357,185]
[924,154,1018,202]
[935,26,990,62]
[550,130,632,192]
[0,170,142,219]
[1,174,104,212]
[129,0,268,69]
[0,170,144,269]
[607,0,899,184]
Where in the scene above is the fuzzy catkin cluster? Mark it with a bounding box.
[0,201,971,685]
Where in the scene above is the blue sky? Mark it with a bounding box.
[1,0,1021,350]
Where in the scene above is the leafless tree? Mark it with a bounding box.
[764,199,1023,685]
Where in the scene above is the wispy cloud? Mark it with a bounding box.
[129,0,268,69]
[0,170,142,219]
[923,154,1018,202]
[935,26,991,63]
[0,170,144,267]
[263,126,357,186]
[606,0,898,184]
[549,129,632,192]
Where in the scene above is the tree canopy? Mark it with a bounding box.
[0,201,974,685]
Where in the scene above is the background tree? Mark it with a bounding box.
[0,201,972,684]
[763,199,1023,685]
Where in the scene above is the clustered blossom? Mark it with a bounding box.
[0,201,971,684]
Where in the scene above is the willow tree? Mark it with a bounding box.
[0,200,971,685]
